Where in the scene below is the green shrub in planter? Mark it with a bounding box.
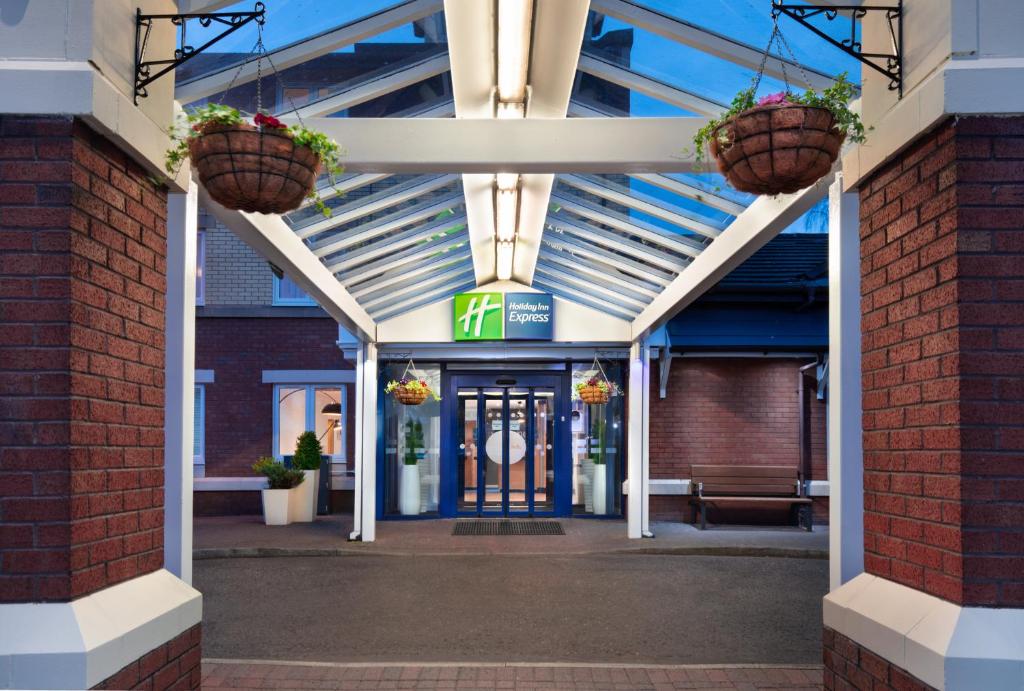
[253,457,305,489]
[293,431,324,470]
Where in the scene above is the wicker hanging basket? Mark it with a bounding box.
[188,123,321,214]
[579,385,611,405]
[393,385,429,406]
[709,104,844,195]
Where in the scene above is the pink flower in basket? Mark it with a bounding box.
[757,92,793,107]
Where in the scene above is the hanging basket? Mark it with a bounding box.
[578,385,611,405]
[393,385,429,406]
[187,123,322,214]
[709,104,844,196]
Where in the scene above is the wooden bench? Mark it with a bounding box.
[689,465,813,531]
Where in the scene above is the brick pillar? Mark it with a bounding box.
[0,115,200,689]
[824,117,1024,689]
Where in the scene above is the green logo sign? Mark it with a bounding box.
[453,293,504,341]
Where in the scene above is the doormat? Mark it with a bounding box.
[452,520,565,536]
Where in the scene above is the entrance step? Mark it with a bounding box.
[453,520,564,536]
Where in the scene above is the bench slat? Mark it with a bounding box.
[698,483,797,496]
[691,465,799,479]
[692,496,812,504]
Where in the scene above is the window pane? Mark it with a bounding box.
[572,362,625,516]
[195,232,205,305]
[193,385,204,458]
[278,386,306,456]
[315,388,343,458]
[382,363,442,515]
[278,275,311,302]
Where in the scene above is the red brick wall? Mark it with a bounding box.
[648,358,827,523]
[94,624,201,690]
[0,116,167,602]
[824,627,935,691]
[859,116,1024,607]
[195,316,352,476]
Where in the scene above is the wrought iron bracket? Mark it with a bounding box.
[133,2,265,104]
[771,1,903,96]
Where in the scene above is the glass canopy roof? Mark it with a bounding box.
[176,0,859,323]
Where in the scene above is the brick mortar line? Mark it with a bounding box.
[203,658,823,671]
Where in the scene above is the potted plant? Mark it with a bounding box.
[400,419,424,516]
[165,103,344,217]
[574,376,619,405]
[253,457,304,526]
[290,431,323,523]
[385,378,440,406]
[693,73,866,195]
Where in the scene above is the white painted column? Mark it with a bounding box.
[827,172,864,590]
[627,340,650,538]
[350,341,365,540]
[353,341,378,542]
[164,180,198,584]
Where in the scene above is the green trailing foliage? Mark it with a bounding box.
[292,430,324,471]
[692,72,867,167]
[164,103,345,217]
[252,457,305,490]
[403,419,424,466]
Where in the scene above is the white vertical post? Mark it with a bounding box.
[627,340,649,538]
[354,341,378,542]
[828,172,864,590]
[164,180,198,584]
[641,341,651,536]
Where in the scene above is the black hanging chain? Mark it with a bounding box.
[134,2,266,104]
[771,0,903,96]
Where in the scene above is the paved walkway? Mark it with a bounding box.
[202,660,824,690]
[194,515,828,558]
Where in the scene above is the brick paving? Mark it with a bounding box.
[202,661,823,690]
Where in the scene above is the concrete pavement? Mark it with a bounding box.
[195,554,827,666]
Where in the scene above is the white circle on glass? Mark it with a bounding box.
[485,431,526,464]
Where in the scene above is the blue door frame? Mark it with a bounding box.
[440,371,571,517]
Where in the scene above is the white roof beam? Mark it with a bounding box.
[299,173,391,211]
[362,264,477,311]
[540,234,676,286]
[589,0,836,91]
[537,248,661,298]
[175,0,444,103]
[331,212,468,272]
[550,192,706,255]
[558,175,723,240]
[197,189,374,341]
[534,261,651,309]
[532,277,639,321]
[631,169,837,339]
[547,211,693,271]
[372,276,479,321]
[287,53,451,118]
[297,175,459,240]
[288,117,708,173]
[629,173,747,217]
[352,248,475,300]
[312,192,463,259]
[576,54,726,117]
[339,230,469,284]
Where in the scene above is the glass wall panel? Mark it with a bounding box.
[571,362,625,516]
[382,363,441,516]
[277,386,306,456]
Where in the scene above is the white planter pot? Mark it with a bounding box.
[592,463,607,515]
[400,463,421,516]
[261,489,292,526]
[290,469,319,523]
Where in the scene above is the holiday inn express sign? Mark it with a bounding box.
[453,293,554,341]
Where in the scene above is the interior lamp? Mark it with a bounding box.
[496,0,532,103]
[496,241,515,281]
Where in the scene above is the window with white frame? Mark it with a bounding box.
[274,384,346,461]
[273,274,316,306]
[193,384,205,476]
[196,231,205,306]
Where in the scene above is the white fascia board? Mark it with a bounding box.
[443,0,496,119]
[589,0,835,91]
[576,54,725,117]
[194,476,267,491]
[174,0,444,103]
[825,574,1024,690]
[631,169,835,339]
[261,370,356,384]
[289,117,708,174]
[0,570,201,689]
[648,479,691,496]
[198,190,375,342]
[463,173,497,284]
[511,173,554,284]
[0,62,189,191]
[290,53,451,118]
[527,0,592,118]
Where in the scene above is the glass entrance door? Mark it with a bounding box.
[455,382,557,516]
